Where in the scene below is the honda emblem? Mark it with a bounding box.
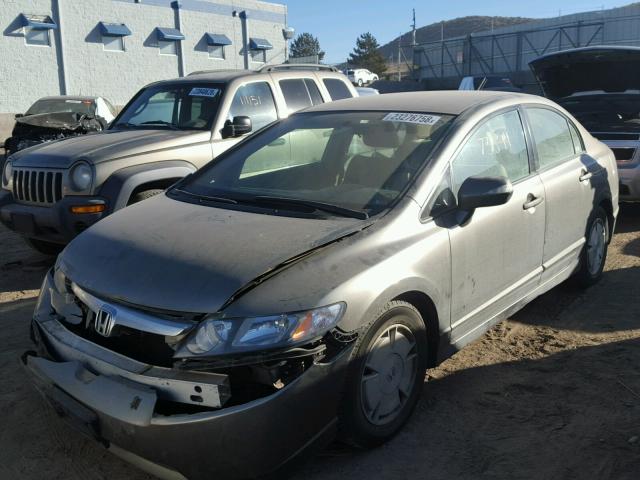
[94,305,116,337]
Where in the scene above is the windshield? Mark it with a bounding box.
[174,111,454,217]
[26,98,95,116]
[559,95,640,131]
[113,83,224,131]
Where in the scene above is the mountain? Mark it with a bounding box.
[378,15,534,62]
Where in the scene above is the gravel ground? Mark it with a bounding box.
[1,204,639,480]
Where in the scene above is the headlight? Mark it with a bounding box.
[2,160,12,189]
[180,303,345,356]
[69,162,93,191]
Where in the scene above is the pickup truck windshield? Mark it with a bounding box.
[113,83,224,131]
[176,111,454,217]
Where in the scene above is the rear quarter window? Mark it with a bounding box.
[323,78,353,101]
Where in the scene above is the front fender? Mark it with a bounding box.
[99,160,196,212]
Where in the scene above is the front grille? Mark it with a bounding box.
[12,167,63,206]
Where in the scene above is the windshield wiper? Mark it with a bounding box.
[174,188,238,205]
[140,120,179,130]
[252,196,369,220]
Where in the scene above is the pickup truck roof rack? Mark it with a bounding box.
[258,63,340,73]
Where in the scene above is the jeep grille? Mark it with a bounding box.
[12,168,63,206]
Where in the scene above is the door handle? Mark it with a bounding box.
[579,169,593,182]
[523,194,544,210]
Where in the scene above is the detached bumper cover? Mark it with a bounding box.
[0,189,108,244]
[25,276,353,480]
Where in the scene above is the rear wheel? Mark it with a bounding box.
[339,301,428,448]
[25,238,64,256]
[576,206,609,287]
[127,189,164,205]
[357,79,364,87]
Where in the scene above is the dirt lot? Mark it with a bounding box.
[1,205,639,480]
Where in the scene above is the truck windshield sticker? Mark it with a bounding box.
[189,87,220,97]
[383,112,441,125]
[65,100,82,104]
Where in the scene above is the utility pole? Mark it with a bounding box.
[411,8,417,46]
[398,33,402,81]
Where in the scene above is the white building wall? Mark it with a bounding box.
[0,0,287,121]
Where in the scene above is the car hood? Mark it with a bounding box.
[529,46,640,99]
[9,128,211,168]
[59,194,368,314]
[14,111,101,131]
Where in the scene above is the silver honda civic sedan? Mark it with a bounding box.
[24,91,618,480]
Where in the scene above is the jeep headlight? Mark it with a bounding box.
[69,162,93,191]
[2,159,12,189]
[179,303,345,357]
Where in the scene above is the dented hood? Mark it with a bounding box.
[59,194,366,314]
[9,128,211,169]
[529,46,640,99]
[15,111,101,131]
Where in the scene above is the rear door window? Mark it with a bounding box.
[304,79,324,105]
[228,82,278,131]
[323,79,353,100]
[278,78,324,114]
[526,108,576,169]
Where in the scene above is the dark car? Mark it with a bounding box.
[4,95,116,156]
[530,46,640,200]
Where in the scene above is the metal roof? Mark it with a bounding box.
[99,22,132,37]
[156,27,185,41]
[19,14,57,29]
[249,38,273,50]
[205,33,232,46]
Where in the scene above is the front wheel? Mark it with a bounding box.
[576,206,609,287]
[339,301,428,448]
[357,79,364,87]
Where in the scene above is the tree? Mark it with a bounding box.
[289,32,325,61]
[348,32,386,74]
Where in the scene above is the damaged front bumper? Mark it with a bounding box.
[24,274,354,480]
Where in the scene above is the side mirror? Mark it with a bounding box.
[457,176,513,224]
[222,116,252,139]
[14,113,24,119]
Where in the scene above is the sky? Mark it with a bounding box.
[285,0,628,64]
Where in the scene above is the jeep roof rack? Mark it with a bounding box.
[188,69,251,77]
[258,63,340,73]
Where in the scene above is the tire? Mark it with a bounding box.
[25,238,64,256]
[339,301,428,448]
[575,206,609,288]
[357,79,364,87]
[127,189,164,205]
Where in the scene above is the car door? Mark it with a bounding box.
[446,109,546,345]
[211,81,280,161]
[524,106,598,283]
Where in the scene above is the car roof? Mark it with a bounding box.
[531,45,640,63]
[303,90,534,115]
[36,95,99,101]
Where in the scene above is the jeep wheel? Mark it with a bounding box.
[128,189,164,205]
[25,238,64,256]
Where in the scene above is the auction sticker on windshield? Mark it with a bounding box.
[383,112,441,125]
[189,87,220,97]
